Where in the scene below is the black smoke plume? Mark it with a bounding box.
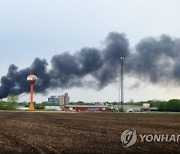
[0,32,180,98]
[126,34,180,83]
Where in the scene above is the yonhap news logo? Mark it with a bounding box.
[121,129,137,147]
[121,129,180,148]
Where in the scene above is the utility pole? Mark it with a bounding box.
[119,55,124,110]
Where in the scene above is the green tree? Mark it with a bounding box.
[76,101,85,105]
[7,93,19,103]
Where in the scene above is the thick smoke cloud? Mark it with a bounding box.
[126,35,180,83]
[0,32,180,98]
[0,58,50,98]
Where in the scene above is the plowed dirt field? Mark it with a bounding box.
[0,111,179,153]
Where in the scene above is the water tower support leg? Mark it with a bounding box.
[29,83,35,110]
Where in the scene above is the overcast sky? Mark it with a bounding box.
[1,0,180,102]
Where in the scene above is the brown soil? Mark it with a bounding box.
[0,111,179,154]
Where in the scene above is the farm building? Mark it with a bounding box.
[45,106,62,111]
[65,105,108,111]
[16,106,29,111]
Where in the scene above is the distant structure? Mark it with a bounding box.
[45,106,61,111]
[47,93,70,110]
[48,96,59,104]
[66,105,108,111]
[59,93,70,109]
[118,55,124,110]
[27,74,37,110]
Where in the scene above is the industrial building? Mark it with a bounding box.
[59,93,70,109]
[48,93,70,110]
[47,96,59,104]
[45,106,61,111]
[65,105,108,111]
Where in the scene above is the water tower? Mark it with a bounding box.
[27,74,37,110]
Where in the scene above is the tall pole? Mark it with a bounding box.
[31,83,34,104]
[120,55,124,110]
[29,82,35,110]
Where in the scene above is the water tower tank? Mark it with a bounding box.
[27,74,37,83]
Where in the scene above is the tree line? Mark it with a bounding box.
[127,99,180,112]
[1,93,180,111]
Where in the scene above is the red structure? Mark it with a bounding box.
[65,105,109,111]
[27,74,37,110]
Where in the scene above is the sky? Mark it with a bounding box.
[1,0,180,103]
